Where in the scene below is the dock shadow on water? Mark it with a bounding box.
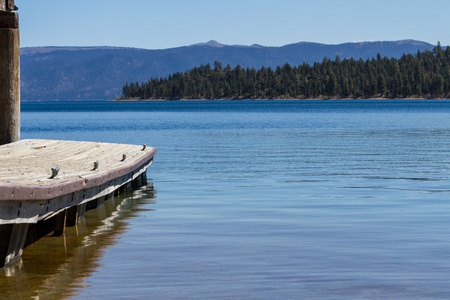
[0,182,157,299]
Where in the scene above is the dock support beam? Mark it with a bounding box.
[0,11,20,145]
[53,210,67,236]
[0,223,29,267]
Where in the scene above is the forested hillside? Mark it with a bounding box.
[121,43,450,100]
[21,40,432,100]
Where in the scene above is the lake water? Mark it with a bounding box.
[2,99,450,299]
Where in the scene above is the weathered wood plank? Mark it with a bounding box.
[0,139,155,190]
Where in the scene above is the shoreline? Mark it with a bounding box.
[116,96,450,102]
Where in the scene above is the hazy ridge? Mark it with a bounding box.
[20,40,434,101]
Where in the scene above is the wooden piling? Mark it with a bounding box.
[0,11,20,145]
[2,223,28,266]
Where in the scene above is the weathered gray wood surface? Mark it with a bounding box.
[0,139,155,190]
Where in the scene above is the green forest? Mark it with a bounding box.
[121,43,450,100]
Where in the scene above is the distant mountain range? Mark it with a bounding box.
[20,40,435,101]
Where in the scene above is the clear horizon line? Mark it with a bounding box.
[19,39,437,52]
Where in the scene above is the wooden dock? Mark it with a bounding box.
[0,139,156,267]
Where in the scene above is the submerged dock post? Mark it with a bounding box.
[0,2,20,145]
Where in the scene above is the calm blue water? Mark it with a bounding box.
[17,100,450,298]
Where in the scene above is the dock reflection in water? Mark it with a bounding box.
[0,182,156,299]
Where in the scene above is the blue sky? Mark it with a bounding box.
[19,0,449,49]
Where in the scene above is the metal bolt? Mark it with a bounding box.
[50,167,60,179]
[142,144,147,151]
[93,161,99,170]
[122,153,127,161]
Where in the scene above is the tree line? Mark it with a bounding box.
[121,43,450,100]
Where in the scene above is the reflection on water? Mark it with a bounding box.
[0,183,156,300]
